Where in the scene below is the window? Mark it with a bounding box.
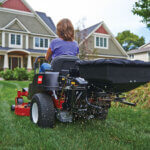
[95,36,108,49]
[34,37,49,49]
[9,33,22,48]
[129,54,134,59]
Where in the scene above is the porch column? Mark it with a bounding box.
[27,55,32,71]
[3,53,9,71]
[26,35,29,49]
[2,32,5,47]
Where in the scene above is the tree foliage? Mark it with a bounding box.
[116,30,145,51]
[132,0,150,28]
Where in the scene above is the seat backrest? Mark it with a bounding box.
[51,55,79,75]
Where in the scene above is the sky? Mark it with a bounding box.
[27,0,150,43]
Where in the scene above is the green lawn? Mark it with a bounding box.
[0,81,150,150]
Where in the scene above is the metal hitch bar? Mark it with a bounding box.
[114,97,136,106]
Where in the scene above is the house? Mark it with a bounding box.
[76,22,128,59]
[127,42,150,62]
[0,0,128,71]
[0,0,57,71]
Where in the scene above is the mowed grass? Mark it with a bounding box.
[0,81,150,150]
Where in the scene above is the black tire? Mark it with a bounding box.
[11,105,15,111]
[30,93,55,128]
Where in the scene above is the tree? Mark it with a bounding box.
[132,0,150,28]
[75,19,98,60]
[116,30,145,51]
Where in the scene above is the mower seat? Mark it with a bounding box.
[51,55,79,76]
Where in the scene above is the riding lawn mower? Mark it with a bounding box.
[11,55,150,128]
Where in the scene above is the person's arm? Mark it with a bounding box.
[45,48,52,61]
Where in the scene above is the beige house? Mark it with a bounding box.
[76,22,128,59]
[0,0,57,71]
[127,42,150,62]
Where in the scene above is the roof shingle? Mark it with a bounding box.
[36,11,56,34]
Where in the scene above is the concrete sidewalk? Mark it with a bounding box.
[0,77,4,81]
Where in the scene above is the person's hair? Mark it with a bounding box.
[56,18,74,41]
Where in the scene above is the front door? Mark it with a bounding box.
[9,56,22,70]
[12,57,18,70]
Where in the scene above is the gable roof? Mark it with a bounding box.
[127,42,150,54]
[0,0,57,36]
[77,21,128,57]
[0,0,32,12]
[76,22,102,42]
[36,11,56,34]
[2,18,30,32]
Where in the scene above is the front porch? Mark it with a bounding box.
[0,49,45,71]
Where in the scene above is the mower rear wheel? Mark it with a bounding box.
[30,93,55,128]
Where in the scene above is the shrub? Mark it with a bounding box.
[13,67,28,81]
[0,71,4,77]
[2,69,14,80]
[28,70,34,81]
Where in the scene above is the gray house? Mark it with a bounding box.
[76,22,128,59]
[0,0,57,71]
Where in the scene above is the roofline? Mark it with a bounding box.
[7,49,30,54]
[0,7,34,16]
[23,0,57,36]
[0,0,57,37]
[79,22,102,46]
[102,22,128,57]
[34,11,57,37]
[0,28,56,37]
[85,54,128,59]
[139,42,150,49]
[2,18,30,33]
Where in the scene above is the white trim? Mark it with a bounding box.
[0,28,56,38]
[23,0,57,37]
[0,0,57,37]
[79,22,102,46]
[34,12,57,37]
[2,18,30,33]
[102,22,128,57]
[2,31,5,47]
[94,35,109,49]
[26,35,29,49]
[9,33,23,48]
[93,33,110,38]
[86,54,127,59]
[0,7,34,17]
[7,49,30,54]
[139,42,150,49]
[33,36,49,50]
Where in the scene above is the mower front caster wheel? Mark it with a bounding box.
[11,105,15,111]
[30,93,55,128]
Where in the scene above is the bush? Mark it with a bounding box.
[2,69,14,80]
[0,71,4,77]
[13,67,28,81]
[28,70,34,81]
[0,68,35,81]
